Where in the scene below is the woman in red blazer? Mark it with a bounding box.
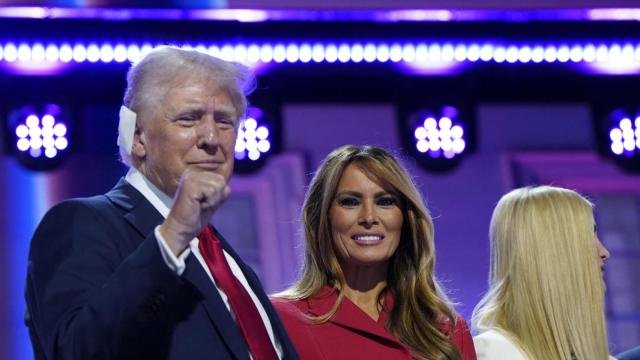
[272,145,476,360]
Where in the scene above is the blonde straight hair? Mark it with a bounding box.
[472,186,609,359]
[279,145,462,360]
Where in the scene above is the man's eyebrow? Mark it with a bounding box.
[214,108,235,116]
[170,108,205,118]
[177,107,205,113]
[214,109,239,123]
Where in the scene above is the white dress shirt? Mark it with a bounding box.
[125,168,283,359]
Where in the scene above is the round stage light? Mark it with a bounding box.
[609,114,640,157]
[412,113,467,160]
[403,105,473,173]
[8,104,70,170]
[231,106,279,174]
[235,109,272,162]
[600,107,640,173]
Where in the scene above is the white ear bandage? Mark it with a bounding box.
[117,105,137,156]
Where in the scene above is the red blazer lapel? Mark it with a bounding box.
[306,286,407,349]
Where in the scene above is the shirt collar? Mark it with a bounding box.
[125,167,174,218]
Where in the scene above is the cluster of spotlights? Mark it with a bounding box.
[4,104,70,171]
[609,116,640,157]
[404,105,472,173]
[235,109,271,161]
[414,114,466,159]
[2,41,640,66]
[413,107,466,159]
[15,112,68,159]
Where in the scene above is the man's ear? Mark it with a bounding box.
[131,124,146,159]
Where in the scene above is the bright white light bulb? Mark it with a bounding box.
[16,125,29,138]
[611,141,624,155]
[438,117,452,130]
[44,44,62,62]
[452,138,466,153]
[620,118,632,130]
[416,139,429,153]
[17,138,30,151]
[610,128,623,142]
[53,124,67,137]
[244,118,257,130]
[376,44,390,63]
[414,127,428,140]
[45,147,58,158]
[248,150,260,161]
[424,117,437,130]
[41,115,55,127]
[55,137,68,150]
[30,137,43,149]
[451,125,464,139]
[337,44,351,63]
[256,126,269,140]
[257,139,271,153]
[26,115,39,128]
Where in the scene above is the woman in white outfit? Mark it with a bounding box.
[472,186,615,360]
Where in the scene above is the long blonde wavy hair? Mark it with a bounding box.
[279,145,462,360]
[472,186,609,359]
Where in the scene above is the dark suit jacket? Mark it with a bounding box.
[25,178,299,360]
[272,286,477,360]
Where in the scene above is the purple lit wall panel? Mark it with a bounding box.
[283,104,400,167]
[477,104,595,153]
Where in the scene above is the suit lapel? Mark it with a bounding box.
[105,178,163,239]
[106,179,252,360]
[182,254,251,360]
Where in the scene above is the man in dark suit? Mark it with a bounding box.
[25,46,299,360]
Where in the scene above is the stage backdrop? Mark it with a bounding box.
[1,102,638,359]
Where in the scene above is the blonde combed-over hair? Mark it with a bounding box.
[119,46,255,166]
[472,186,609,359]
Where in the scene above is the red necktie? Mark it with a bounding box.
[198,225,279,360]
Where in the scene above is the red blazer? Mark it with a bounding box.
[272,286,476,360]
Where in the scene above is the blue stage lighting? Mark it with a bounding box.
[273,44,286,63]
[235,107,271,162]
[597,107,640,173]
[7,104,69,170]
[312,44,324,63]
[403,104,474,173]
[608,112,640,157]
[2,40,640,75]
[298,43,312,63]
[325,44,338,63]
[413,109,467,160]
[232,106,278,174]
[100,44,114,63]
